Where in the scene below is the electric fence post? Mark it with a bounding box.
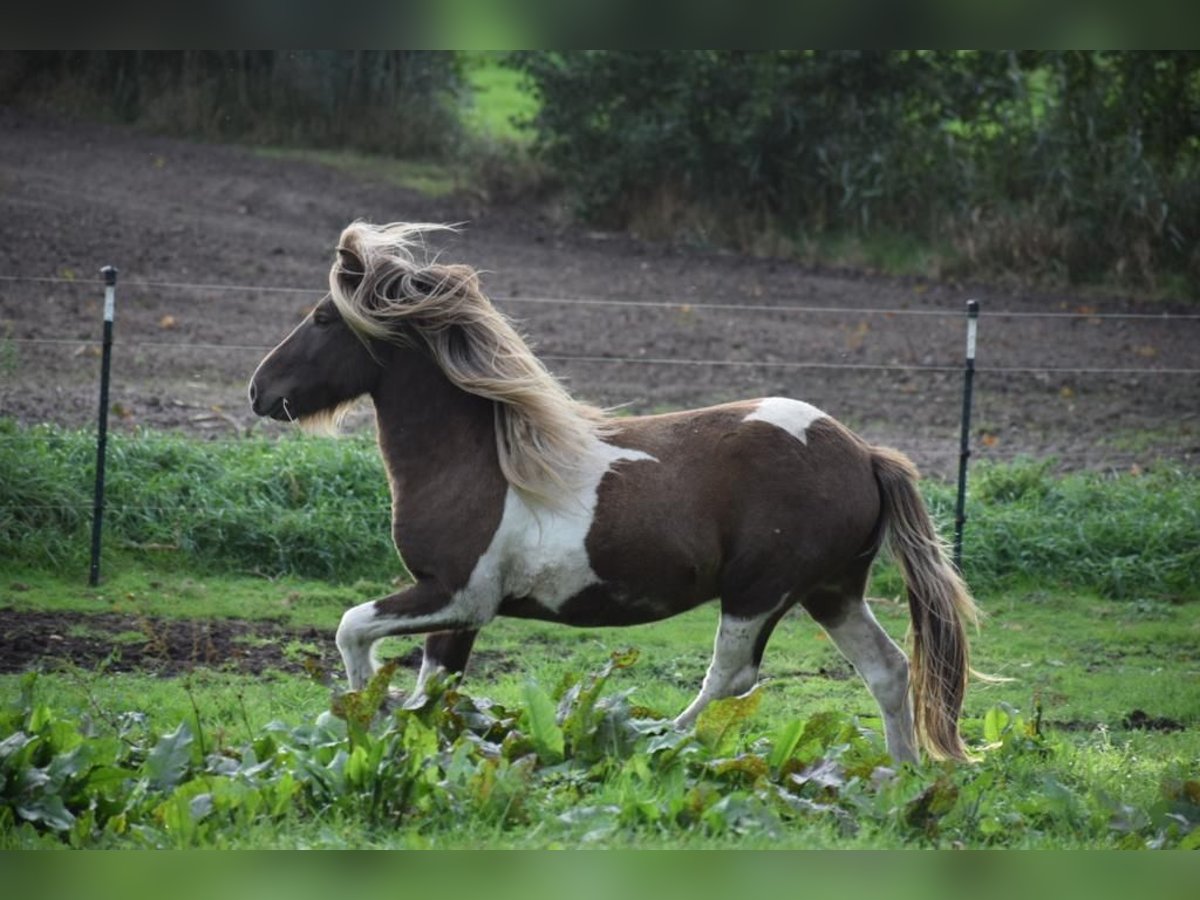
[88,265,118,586]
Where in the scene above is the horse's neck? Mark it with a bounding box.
[371,348,498,491]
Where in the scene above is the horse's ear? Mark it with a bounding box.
[334,246,365,293]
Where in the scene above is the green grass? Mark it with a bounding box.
[2,574,1197,847]
[0,421,400,581]
[462,52,539,144]
[0,568,392,630]
[2,585,1197,847]
[5,578,1195,746]
[2,421,1197,846]
[1101,422,1199,455]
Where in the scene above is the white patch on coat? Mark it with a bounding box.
[744,397,827,444]
[458,440,658,616]
[337,439,658,689]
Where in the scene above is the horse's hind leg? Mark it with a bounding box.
[674,600,790,729]
[806,585,917,764]
[406,629,478,708]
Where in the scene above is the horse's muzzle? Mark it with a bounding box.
[247,379,284,419]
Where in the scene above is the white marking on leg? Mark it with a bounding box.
[674,602,783,729]
[823,600,917,764]
[744,397,827,444]
[405,654,442,709]
[336,601,383,690]
[336,593,485,691]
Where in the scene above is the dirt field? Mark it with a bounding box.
[1,108,1197,476]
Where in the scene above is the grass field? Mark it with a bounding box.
[461,52,538,144]
[3,583,1197,848]
[1,423,1197,848]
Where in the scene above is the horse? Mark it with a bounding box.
[248,221,980,763]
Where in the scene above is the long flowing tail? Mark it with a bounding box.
[872,446,979,761]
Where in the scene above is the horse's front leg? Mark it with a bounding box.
[335,580,492,690]
[408,630,479,708]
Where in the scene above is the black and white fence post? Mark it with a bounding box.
[952,299,979,572]
[88,265,118,586]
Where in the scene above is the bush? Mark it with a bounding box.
[511,51,1200,292]
[0,51,466,159]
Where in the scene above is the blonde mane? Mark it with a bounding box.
[329,221,613,503]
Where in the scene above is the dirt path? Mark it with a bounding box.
[1,108,1197,475]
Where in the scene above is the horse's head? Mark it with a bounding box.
[248,249,381,426]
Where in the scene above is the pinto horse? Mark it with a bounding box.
[249,222,979,763]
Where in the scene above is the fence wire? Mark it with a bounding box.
[4,272,1200,321]
[6,336,1199,376]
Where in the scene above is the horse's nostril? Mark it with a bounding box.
[248,381,258,404]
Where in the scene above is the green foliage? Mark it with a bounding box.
[461,52,539,144]
[3,657,1197,849]
[511,51,1200,291]
[951,460,1200,600]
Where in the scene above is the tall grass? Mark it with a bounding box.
[1,421,1196,599]
[0,422,395,580]
[959,460,1199,600]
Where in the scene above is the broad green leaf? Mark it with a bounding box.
[330,660,399,740]
[46,742,93,786]
[904,776,961,835]
[399,715,439,772]
[767,719,805,771]
[790,757,846,793]
[344,743,371,789]
[521,680,564,764]
[694,687,761,753]
[797,711,845,751]
[17,794,75,832]
[0,731,33,764]
[983,706,1010,744]
[609,647,639,670]
[710,754,770,783]
[85,764,136,792]
[143,722,194,790]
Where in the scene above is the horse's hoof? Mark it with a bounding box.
[402,691,430,711]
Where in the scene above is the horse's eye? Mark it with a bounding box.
[313,309,336,326]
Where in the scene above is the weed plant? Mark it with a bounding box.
[2,655,1197,848]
